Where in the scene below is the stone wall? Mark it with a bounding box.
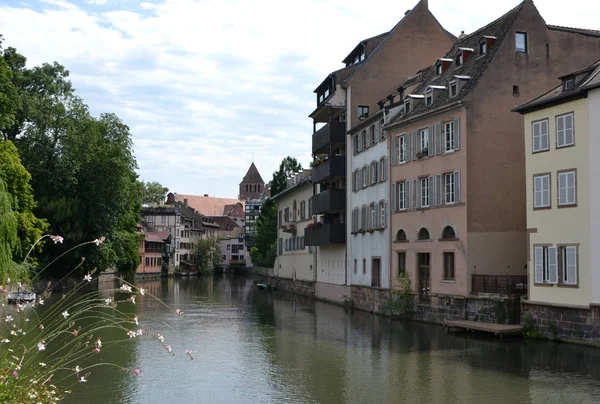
[522,301,600,346]
[350,285,392,312]
[254,273,315,298]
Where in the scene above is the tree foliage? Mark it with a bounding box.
[270,156,302,196]
[193,237,222,275]
[142,181,169,205]
[0,178,17,280]
[250,198,278,268]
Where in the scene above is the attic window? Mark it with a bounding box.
[449,81,458,98]
[479,41,487,55]
[455,53,463,66]
[563,79,575,91]
[404,98,411,113]
[516,32,527,53]
[435,64,442,75]
[425,89,433,106]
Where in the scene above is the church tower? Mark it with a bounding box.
[239,162,265,200]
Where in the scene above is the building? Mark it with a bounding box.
[306,0,455,300]
[385,1,600,308]
[238,162,265,200]
[514,59,600,342]
[212,215,245,239]
[220,236,251,268]
[136,230,170,276]
[273,170,314,282]
[169,192,245,219]
[244,198,262,248]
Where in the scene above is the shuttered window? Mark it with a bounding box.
[398,135,407,163]
[362,166,369,187]
[444,121,455,152]
[379,201,386,228]
[398,181,407,210]
[534,246,558,284]
[420,178,430,207]
[371,162,378,184]
[558,170,576,206]
[560,245,578,286]
[556,113,574,148]
[532,119,549,152]
[533,174,550,208]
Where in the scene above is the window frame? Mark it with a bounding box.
[563,79,575,91]
[419,128,429,153]
[420,177,430,208]
[479,41,487,55]
[370,161,378,184]
[444,172,456,205]
[455,52,463,66]
[425,89,433,106]
[443,252,455,281]
[533,173,551,210]
[532,118,550,153]
[358,105,369,119]
[397,181,407,210]
[515,31,528,53]
[444,121,455,153]
[534,244,558,285]
[362,166,369,188]
[556,112,575,148]
[397,252,406,275]
[557,169,577,207]
[557,244,579,287]
[449,81,458,98]
[379,157,387,182]
[379,200,386,229]
[398,135,407,163]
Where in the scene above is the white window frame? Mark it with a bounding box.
[420,178,430,207]
[444,121,455,153]
[371,162,377,184]
[379,201,386,228]
[479,41,487,55]
[558,170,576,206]
[370,204,376,231]
[449,81,458,98]
[534,246,558,284]
[398,181,407,210]
[444,173,455,204]
[419,128,429,153]
[362,166,368,188]
[561,245,578,286]
[455,52,463,66]
[425,89,433,106]
[556,113,574,148]
[379,157,386,181]
[398,135,407,163]
[533,174,550,208]
[532,119,549,153]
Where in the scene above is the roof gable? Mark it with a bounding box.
[241,162,264,184]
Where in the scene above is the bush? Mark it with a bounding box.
[380,273,415,319]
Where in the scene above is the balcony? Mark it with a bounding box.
[312,121,346,154]
[312,188,345,215]
[471,275,528,296]
[304,222,345,246]
[230,259,247,266]
[312,155,345,184]
[280,221,297,234]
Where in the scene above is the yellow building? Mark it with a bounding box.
[515,59,600,310]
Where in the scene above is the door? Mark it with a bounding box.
[418,253,430,302]
[371,258,381,287]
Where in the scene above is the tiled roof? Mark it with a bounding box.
[241,162,264,184]
[211,216,242,231]
[341,31,389,65]
[547,25,600,38]
[386,1,525,126]
[175,194,244,217]
[146,232,169,243]
[514,58,600,113]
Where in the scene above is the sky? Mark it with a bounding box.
[1,0,599,199]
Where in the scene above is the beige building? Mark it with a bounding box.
[274,170,314,282]
[515,59,600,308]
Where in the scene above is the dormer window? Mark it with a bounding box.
[425,89,433,106]
[479,41,487,55]
[435,64,442,75]
[449,81,458,98]
[455,53,463,66]
[563,78,575,91]
[404,98,411,113]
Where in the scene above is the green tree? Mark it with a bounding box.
[270,156,302,196]
[193,237,222,275]
[0,178,17,280]
[0,141,48,263]
[142,181,169,205]
[250,198,277,268]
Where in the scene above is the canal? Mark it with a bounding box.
[53,275,600,403]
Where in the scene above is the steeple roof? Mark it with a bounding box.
[241,162,264,184]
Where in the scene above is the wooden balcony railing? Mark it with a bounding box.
[471,275,527,296]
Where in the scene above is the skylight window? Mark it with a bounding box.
[563,79,575,91]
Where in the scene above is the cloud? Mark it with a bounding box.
[1,0,599,197]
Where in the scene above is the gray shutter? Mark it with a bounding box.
[357,170,362,190]
[391,182,397,212]
[391,136,397,165]
[428,126,434,156]
[412,131,418,160]
[428,176,433,206]
[435,123,442,155]
[534,247,543,283]
[454,117,461,151]
[406,134,412,162]
[548,247,558,284]
[413,179,419,208]
[454,170,461,203]
[435,174,442,205]
[566,246,577,285]
[406,180,411,209]
[375,124,380,143]
[352,171,356,191]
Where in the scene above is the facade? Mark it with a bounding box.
[220,236,251,268]
[238,162,265,200]
[307,0,455,297]
[385,0,600,304]
[274,170,314,282]
[515,59,600,307]
[169,193,244,219]
[348,110,390,288]
[244,198,262,248]
[136,232,170,275]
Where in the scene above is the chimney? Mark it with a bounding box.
[203,194,208,197]
[183,198,188,207]
[404,9,411,16]
[421,0,428,9]
[458,30,466,39]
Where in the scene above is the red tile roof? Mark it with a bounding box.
[146,232,169,243]
[175,194,244,217]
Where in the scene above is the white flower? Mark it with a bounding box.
[133,315,139,326]
[127,330,137,339]
[38,299,44,306]
[80,377,87,383]
[136,329,143,336]
[37,342,46,351]
[62,311,69,319]
[39,362,47,367]
[139,288,145,296]
[119,284,132,293]
[105,297,114,305]
[93,236,106,246]
[5,315,13,322]
[83,274,92,282]
[10,330,16,335]
[39,324,44,330]
[95,339,102,348]
[6,277,10,283]
[1,339,10,343]
[25,318,29,322]
[74,366,81,373]
[128,296,136,304]
[157,334,164,343]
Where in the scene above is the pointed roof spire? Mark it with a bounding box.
[241,162,264,184]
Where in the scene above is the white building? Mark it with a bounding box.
[274,170,315,282]
[348,110,390,287]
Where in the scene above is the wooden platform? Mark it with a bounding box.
[444,320,523,337]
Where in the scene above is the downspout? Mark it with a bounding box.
[383,107,393,291]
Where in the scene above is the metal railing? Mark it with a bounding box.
[471,274,528,295]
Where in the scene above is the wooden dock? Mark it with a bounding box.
[444,320,522,337]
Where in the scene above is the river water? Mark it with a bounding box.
[45,275,600,403]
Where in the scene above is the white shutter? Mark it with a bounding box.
[406,134,412,162]
[541,120,549,150]
[383,201,388,228]
[534,176,542,207]
[391,136,398,165]
[454,118,460,151]
[352,171,357,192]
[384,157,388,181]
[548,246,558,284]
[534,247,544,283]
[374,124,380,144]
[391,182,397,212]
[566,246,578,285]
[567,171,576,204]
[565,114,574,145]
[405,180,411,209]
[412,131,418,159]
[413,179,418,208]
[428,176,434,206]
[428,126,434,156]
[454,170,461,203]
[559,173,567,205]
[435,123,442,155]
[435,174,442,205]
[358,133,363,151]
[532,122,540,152]
[542,175,550,207]
[557,116,565,147]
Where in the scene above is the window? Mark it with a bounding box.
[370,125,376,145]
[559,245,578,286]
[397,181,407,210]
[533,174,550,209]
[516,32,527,53]
[284,207,289,222]
[369,204,376,230]
[398,252,406,275]
[444,173,455,204]
[161,216,166,224]
[558,170,576,206]
[404,99,411,113]
[362,166,368,187]
[443,252,455,280]
[444,121,455,152]
[435,64,442,75]
[353,134,359,154]
[418,228,430,240]
[308,198,312,218]
[352,170,358,191]
[371,162,378,184]
[479,41,487,55]
[396,229,407,242]
[449,81,458,98]
[442,226,456,240]
[300,201,306,220]
[420,177,430,207]
[361,130,367,150]
[379,157,387,182]
[556,113,574,148]
[419,128,429,153]
[358,132,363,152]
[379,201,386,229]
[358,105,369,119]
[362,258,366,274]
[455,52,463,66]
[563,79,575,91]
[398,135,407,163]
[534,246,558,284]
[532,119,549,152]
[425,90,433,106]
[354,259,357,274]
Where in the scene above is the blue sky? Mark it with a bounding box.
[1,0,598,198]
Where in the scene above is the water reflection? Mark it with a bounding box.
[44,275,600,403]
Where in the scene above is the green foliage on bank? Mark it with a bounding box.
[380,273,415,319]
[193,237,223,275]
[250,198,278,268]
